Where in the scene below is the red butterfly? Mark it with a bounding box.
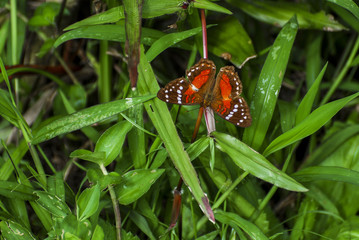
[157,58,252,127]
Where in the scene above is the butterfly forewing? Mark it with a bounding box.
[211,66,251,127]
[157,59,216,105]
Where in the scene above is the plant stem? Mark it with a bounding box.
[100,164,121,240]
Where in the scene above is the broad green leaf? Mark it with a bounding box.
[95,121,133,166]
[0,220,37,240]
[213,131,307,192]
[137,46,215,222]
[77,184,101,221]
[28,2,62,27]
[70,150,106,164]
[34,191,71,218]
[263,92,359,156]
[228,0,346,31]
[292,166,359,186]
[53,215,92,239]
[327,0,359,21]
[296,63,328,125]
[215,210,269,240]
[116,169,164,205]
[0,181,35,200]
[146,26,204,62]
[32,95,154,144]
[243,16,298,151]
[194,0,232,15]
[87,169,122,190]
[91,225,105,240]
[207,17,256,68]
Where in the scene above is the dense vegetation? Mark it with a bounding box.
[0,0,359,239]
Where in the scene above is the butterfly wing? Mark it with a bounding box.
[210,66,252,127]
[157,59,216,105]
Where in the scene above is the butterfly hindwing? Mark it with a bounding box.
[157,58,216,105]
[211,66,251,127]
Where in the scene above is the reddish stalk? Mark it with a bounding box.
[168,8,209,232]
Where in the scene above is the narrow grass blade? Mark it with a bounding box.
[146,26,204,62]
[228,0,346,31]
[59,90,100,142]
[137,46,215,223]
[292,166,359,185]
[32,95,154,144]
[194,0,232,14]
[215,210,269,240]
[54,25,164,48]
[0,181,36,200]
[295,63,327,125]
[64,6,125,30]
[263,92,359,156]
[213,131,307,192]
[243,16,298,151]
[127,103,146,169]
[327,0,359,21]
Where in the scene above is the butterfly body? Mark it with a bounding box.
[157,59,251,127]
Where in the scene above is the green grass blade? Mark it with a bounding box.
[292,166,359,186]
[243,16,298,150]
[215,210,269,240]
[194,0,232,14]
[127,104,146,169]
[146,26,204,62]
[54,25,164,48]
[228,0,346,31]
[32,95,154,144]
[327,0,359,21]
[213,131,307,192]
[263,92,359,156]
[64,6,125,31]
[295,63,328,125]
[137,46,215,223]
